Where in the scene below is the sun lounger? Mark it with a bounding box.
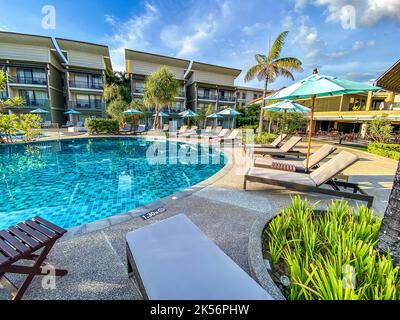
[134,124,146,135]
[126,214,272,300]
[244,150,373,207]
[120,123,132,134]
[61,121,74,128]
[209,128,230,141]
[253,136,304,157]
[244,134,287,153]
[254,144,336,172]
[212,129,242,145]
[0,216,67,300]
[41,121,52,129]
[162,124,170,132]
[180,126,199,138]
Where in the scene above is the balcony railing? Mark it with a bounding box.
[69,100,104,110]
[0,91,7,99]
[69,80,104,90]
[219,95,236,102]
[9,75,47,86]
[198,94,217,100]
[21,99,50,108]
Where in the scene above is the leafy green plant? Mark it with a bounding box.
[0,114,19,143]
[18,114,42,141]
[242,132,277,145]
[86,118,119,134]
[368,142,400,160]
[367,115,393,143]
[264,196,400,300]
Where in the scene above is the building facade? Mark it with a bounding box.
[0,32,65,124]
[56,38,112,123]
[0,31,112,126]
[235,86,264,108]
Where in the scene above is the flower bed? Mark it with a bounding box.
[263,196,400,300]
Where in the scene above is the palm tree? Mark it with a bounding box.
[144,66,180,129]
[376,162,400,266]
[244,31,303,135]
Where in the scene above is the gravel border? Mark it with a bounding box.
[248,217,286,300]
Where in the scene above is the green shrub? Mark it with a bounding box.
[243,132,278,145]
[368,142,400,160]
[86,118,119,134]
[264,196,400,300]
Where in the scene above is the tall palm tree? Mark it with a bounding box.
[376,162,400,266]
[244,31,303,135]
[144,66,180,129]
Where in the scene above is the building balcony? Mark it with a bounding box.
[198,94,217,101]
[69,80,104,90]
[218,95,236,103]
[68,100,105,110]
[16,99,50,108]
[9,75,47,86]
[312,110,400,121]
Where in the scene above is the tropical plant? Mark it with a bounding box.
[86,118,119,134]
[106,98,128,124]
[105,70,131,103]
[244,31,303,135]
[143,66,180,129]
[0,114,19,143]
[367,115,393,143]
[18,114,42,141]
[264,197,400,300]
[237,104,260,127]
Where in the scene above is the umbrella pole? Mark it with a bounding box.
[305,95,316,171]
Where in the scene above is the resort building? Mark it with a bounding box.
[0,31,66,124]
[56,38,112,123]
[236,86,264,108]
[125,49,189,129]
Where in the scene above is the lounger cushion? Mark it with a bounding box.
[280,136,302,152]
[271,134,287,147]
[310,151,358,186]
[247,167,316,187]
[302,144,336,168]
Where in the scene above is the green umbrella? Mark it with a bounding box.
[155,111,170,117]
[30,108,49,114]
[265,71,380,170]
[207,113,223,126]
[123,108,143,115]
[217,108,242,128]
[64,109,81,115]
[180,109,198,126]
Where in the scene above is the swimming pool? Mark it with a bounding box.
[0,137,226,229]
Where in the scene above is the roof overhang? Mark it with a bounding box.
[125,49,190,69]
[191,61,242,77]
[0,31,56,49]
[375,60,400,93]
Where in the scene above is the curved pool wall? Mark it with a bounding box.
[0,137,226,229]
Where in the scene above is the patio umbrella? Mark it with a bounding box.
[217,107,243,129]
[153,111,170,127]
[265,70,380,169]
[30,108,49,114]
[263,100,311,133]
[180,109,198,126]
[207,113,223,126]
[123,108,143,115]
[64,109,81,123]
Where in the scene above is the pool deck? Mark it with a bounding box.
[0,135,397,300]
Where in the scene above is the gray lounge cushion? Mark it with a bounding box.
[247,167,316,187]
[280,136,302,152]
[310,151,358,186]
[302,144,336,168]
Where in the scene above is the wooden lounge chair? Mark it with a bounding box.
[180,126,199,138]
[254,144,336,172]
[126,214,272,300]
[244,134,287,152]
[213,129,242,145]
[176,125,188,136]
[244,150,373,207]
[0,217,67,300]
[61,121,74,128]
[209,128,231,141]
[253,136,304,157]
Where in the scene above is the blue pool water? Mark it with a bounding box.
[0,137,225,229]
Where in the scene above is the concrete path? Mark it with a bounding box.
[0,138,396,300]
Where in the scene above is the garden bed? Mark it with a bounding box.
[262,196,400,300]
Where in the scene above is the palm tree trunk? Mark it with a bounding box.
[376,161,400,266]
[258,78,268,136]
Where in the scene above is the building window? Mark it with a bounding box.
[242,92,246,99]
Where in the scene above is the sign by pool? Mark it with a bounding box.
[141,207,167,221]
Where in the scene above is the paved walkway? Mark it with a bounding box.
[0,137,396,300]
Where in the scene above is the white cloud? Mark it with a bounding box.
[352,40,376,50]
[160,1,231,58]
[297,0,400,27]
[0,25,8,31]
[105,2,159,71]
[242,22,271,35]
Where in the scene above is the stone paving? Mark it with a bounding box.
[0,137,397,300]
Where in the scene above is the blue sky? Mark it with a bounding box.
[0,0,399,89]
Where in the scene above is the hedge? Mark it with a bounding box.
[86,118,119,134]
[368,142,400,160]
